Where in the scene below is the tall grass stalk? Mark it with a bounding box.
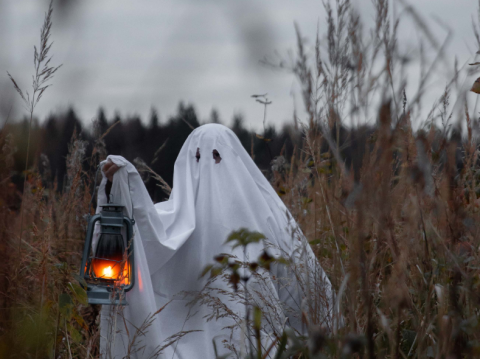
[7,0,61,266]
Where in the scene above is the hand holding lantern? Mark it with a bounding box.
[102,159,120,181]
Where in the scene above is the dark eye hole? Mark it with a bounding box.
[196,148,201,162]
[212,149,222,164]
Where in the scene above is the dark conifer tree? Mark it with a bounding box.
[106,112,125,157]
[231,113,250,149]
[123,115,146,160]
[210,108,221,124]
[58,108,83,189]
[149,107,159,129]
[96,108,109,135]
[41,115,61,182]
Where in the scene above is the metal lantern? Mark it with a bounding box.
[80,203,135,305]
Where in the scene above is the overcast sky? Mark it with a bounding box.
[1,0,478,131]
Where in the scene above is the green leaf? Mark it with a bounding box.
[73,274,88,287]
[256,134,272,142]
[67,323,83,343]
[211,267,223,278]
[73,311,89,331]
[253,306,262,330]
[301,197,313,205]
[275,257,289,265]
[401,329,416,355]
[214,254,228,264]
[200,264,214,278]
[69,282,88,305]
[227,262,240,271]
[225,228,266,249]
[54,262,67,270]
[258,251,274,270]
[249,262,259,272]
[59,293,73,319]
[274,332,288,359]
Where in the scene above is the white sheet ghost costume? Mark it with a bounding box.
[94,124,334,359]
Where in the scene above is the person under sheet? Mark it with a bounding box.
[95,123,335,359]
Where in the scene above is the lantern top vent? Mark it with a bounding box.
[100,204,125,213]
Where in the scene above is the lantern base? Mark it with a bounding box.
[87,286,128,305]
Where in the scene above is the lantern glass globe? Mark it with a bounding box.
[92,233,125,280]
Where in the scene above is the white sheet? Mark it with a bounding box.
[96,124,334,358]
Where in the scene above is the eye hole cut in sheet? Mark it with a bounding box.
[212,149,221,164]
[196,148,201,162]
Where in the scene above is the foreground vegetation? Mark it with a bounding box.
[2,0,480,357]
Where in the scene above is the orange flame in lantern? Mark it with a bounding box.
[92,259,130,285]
[103,266,113,278]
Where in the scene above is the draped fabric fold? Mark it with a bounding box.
[97,124,334,359]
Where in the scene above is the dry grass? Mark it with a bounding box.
[1,0,480,358]
[263,0,480,357]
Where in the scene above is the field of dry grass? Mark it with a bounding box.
[2,0,480,358]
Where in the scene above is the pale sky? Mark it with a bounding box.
[1,0,478,131]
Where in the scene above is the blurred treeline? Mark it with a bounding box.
[5,101,380,203]
[6,100,471,206]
